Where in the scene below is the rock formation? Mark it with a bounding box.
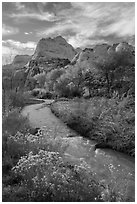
[12,55,31,67]
[32,36,76,61]
[70,42,135,67]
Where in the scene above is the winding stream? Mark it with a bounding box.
[22,101,135,201]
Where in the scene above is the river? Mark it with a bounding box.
[22,101,135,201]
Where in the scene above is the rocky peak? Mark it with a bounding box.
[32,36,76,61]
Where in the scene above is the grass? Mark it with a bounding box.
[2,90,134,201]
[51,95,135,156]
[2,110,104,202]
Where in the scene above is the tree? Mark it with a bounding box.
[34,72,46,88]
[46,68,65,92]
[2,76,12,113]
[84,69,105,97]
[94,45,135,97]
[54,65,85,98]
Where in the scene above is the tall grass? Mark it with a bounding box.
[51,95,135,156]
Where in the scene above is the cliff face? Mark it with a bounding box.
[32,36,76,61]
[70,42,135,67]
[12,55,31,66]
[11,37,135,91]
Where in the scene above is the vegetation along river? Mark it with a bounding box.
[22,100,135,201]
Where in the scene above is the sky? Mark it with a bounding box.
[2,2,135,64]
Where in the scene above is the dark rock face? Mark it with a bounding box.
[12,55,31,66]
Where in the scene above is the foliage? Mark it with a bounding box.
[3,122,103,202]
[31,88,53,99]
[51,95,135,156]
[12,150,103,202]
[93,49,135,97]
[25,76,37,90]
[54,65,85,98]
[2,109,29,136]
[34,72,46,88]
[8,90,31,108]
[45,68,65,92]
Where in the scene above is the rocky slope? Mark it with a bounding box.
[7,36,134,92]
[24,36,77,77]
[23,36,77,89]
[70,42,135,67]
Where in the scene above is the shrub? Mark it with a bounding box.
[2,110,30,175]
[12,150,103,202]
[31,89,53,99]
[39,91,53,99]
[51,95,135,156]
[9,90,31,108]
[2,109,29,136]
[31,89,40,97]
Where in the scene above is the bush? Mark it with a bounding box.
[2,109,29,136]
[51,95,135,156]
[31,89,53,99]
[12,150,103,202]
[3,125,104,202]
[2,110,30,176]
[39,91,53,99]
[9,90,31,108]
[31,89,40,97]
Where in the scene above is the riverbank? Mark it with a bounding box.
[2,105,108,202]
[3,100,135,201]
[22,102,135,201]
[51,96,135,156]
[2,102,104,202]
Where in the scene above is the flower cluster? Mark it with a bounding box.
[8,128,44,144]
[12,149,101,201]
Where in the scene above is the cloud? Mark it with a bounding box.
[3,39,36,50]
[24,32,33,35]
[101,19,135,37]
[2,2,135,49]
[3,2,60,22]
[36,2,135,48]
[2,40,36,64]
[2,24,19,36]
[2,46,18,64]
[10,12,59,22]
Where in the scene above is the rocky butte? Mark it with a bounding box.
[32,36,76,61]
[5,36,134,91]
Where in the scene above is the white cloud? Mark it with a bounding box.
[10,11,59,22]
[36,2,135,47]
[3,39,36,50]
[103,19,135,37]
[2,46,18,64]
[24,31,33,35]
[2,24,19,36]
[2,40,36,64]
